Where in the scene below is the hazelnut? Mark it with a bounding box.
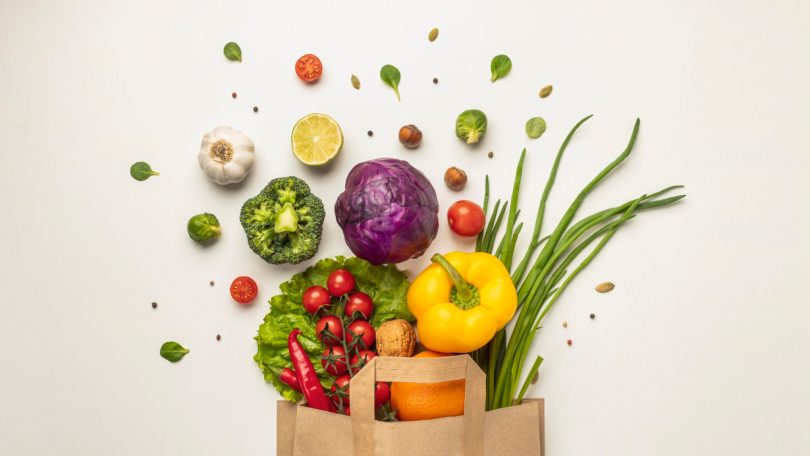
[444,167,467,191]
[398,124,422,149]
[376,319,416,357]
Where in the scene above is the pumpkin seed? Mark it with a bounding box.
[595,282,615,293]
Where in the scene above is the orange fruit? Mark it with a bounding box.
[389,351,465,421]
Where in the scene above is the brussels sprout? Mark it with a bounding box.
[187,213,222,244]
[455,109,488,145]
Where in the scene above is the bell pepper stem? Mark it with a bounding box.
[431,254,474,301]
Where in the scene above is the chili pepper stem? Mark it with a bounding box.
[431,254,480,309]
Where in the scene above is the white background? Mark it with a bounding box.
[1,0,809,454]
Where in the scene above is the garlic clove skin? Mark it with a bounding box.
[198,125,255,185]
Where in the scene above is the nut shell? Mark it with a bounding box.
[444,167,467,191]
[398,125,423,149]
[376,319,416,357]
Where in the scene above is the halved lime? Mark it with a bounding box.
[291,113,343,166]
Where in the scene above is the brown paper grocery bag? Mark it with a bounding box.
[277,355,544,456]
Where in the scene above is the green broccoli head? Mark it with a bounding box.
[240,177,325,264]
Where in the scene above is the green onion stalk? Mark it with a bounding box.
[473,116,685,410]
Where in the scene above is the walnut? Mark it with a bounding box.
[376,319,416,357]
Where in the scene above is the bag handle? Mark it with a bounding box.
[350,355,486,456]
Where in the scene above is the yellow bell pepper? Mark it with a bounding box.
[407,252,517,353]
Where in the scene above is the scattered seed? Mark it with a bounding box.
[367,130,373,137]
[428,27,439,42]
[209,280,215,286]
[539,85,553,98]
[595,282,615,293]
[590,313,595,319]
[566,339,572,346]
[253,106,259,113]
[488,151,494,158]
[216,334,221,341]
[151,302,157,309]
[231,92,237,99]
[433,77,438,84]
[562,320,568,328]
[351,74,361,90]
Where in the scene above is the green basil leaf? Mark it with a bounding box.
[130,161,159,181]
[525,117,547,139]
[490,54,512,82]
[223,42,242,62]
[379,64,401,101]
[351,74,361,90]
[160,341,189,362]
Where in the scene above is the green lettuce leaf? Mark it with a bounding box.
[254,256,414,401]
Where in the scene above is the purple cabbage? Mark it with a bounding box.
[335,158,439,265]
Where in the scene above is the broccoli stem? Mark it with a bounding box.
[274,203,299,233]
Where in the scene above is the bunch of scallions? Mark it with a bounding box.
[472,115,685,410]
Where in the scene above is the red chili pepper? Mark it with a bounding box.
[279,367,301,393]
[288,329,335,412]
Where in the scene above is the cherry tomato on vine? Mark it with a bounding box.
[230,276,258,304]
[447,200,486,237]
[295,54,322,83]
[322,346,348,376]
[327,269,355,296]
[374,382,390,408]
[350,350,376,374]
[346,320,375,349]
[302,285,332,314]
[345,292,374,320]
[315,315,344,345]
[331,374,351,407]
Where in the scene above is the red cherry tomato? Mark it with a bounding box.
[346,320,375,349]
[315,315,344,345]
[331,374,351,407]
[447,200,486,237]
[327,269,355,296]
[295,54,322,83]
[374,382,390,408]
[322,346,348,376]
[345,292,374,320]
[350,350,376,374]
[342,406,351,416]
[302,286,332,314]
[230,276,258,304]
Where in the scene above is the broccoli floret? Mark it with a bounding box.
[240,177,325,264]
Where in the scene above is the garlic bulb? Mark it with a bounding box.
[198,126,255,185]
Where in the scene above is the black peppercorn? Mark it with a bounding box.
[231,92,237,99]
[433,77,438,84]
[590,313,595,319]
[216,334,221,341]
[253,106,258,113]
[367,130,373,137]
[151,302,157,309]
